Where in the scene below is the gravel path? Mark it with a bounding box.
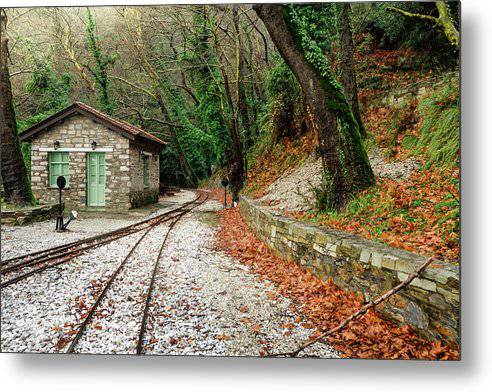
[1,230,143,353]
[0,191,196,260]
[1,193,339,358]
[259,147,419,212]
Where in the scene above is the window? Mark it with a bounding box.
[143,155,150,187]
[49,152,70,187]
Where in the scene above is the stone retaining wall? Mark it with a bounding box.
[239,196,460,348]
[1,204,60,225]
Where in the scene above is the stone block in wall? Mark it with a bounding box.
[239,195,460,348]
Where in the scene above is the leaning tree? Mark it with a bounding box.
[0,9,33,204]
[254,4,374,209]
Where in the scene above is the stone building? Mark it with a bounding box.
[20,102,166,210]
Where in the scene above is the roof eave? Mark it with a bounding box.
[135,134,167,147]
[19,105,137,142]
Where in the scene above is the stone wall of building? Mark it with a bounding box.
[30,114,131,210]
[239,196,460,348]
[129,139,160,208]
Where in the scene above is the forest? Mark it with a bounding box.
[1,2,459,262]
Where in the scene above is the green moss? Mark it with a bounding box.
[282,5,374,210]
[412,74,459,168]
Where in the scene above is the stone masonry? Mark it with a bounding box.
[30,114,160,210]
[129,139,160,208]
[239,196,460,348]
[1,204,60,225]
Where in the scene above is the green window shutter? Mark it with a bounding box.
[49,152,70,187]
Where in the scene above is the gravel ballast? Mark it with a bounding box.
[0,190,196,260]
[1,192,339,358]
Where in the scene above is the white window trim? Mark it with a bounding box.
[38,147,113,152]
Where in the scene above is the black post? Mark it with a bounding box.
[56,176,66,232]
[221,177,229,209]
[59,187,62,214]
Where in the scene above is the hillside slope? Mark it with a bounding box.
[245,54,459,263]
[258,147,418,212]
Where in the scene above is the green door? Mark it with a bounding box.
[87,153,106,206]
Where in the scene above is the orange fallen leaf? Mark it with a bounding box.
[251,324,261,334]
[215,333,231,341]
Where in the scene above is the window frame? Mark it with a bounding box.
[143,154,150,188]
[48,152,70,188]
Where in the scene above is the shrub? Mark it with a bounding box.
[130,189,159,209]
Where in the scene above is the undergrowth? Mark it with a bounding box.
[245,46,459,262]
[297,166,459,262]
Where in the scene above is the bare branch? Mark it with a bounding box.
[111,75,156,99]
[271,257,435,357]
[9,69,32,77]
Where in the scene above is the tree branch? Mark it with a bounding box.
[9,69,32,77]
[388,1,459,47]
[270,257,435,357]
[387,6,438,23]
[141,116,185,129]
[111,75,156,99]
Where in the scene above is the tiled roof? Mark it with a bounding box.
[19,102,167,146]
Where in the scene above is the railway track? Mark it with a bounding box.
[0,193,203,289]
[65,192,209,354]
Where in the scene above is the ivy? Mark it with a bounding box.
[86,8,116,114]
[24,55,73,117]
[282,4,374,209]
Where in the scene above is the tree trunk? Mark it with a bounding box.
[86,8,114,115]
[221,66,244,203]
[339,3,366,138]
[254,4,374,209]
[233,6,252,165]
[435,1,459,47]
[210,7,245,203]
[0,9,33,204]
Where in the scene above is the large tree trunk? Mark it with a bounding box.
[233,6,252,169]
[254,4,374,209]
[339,3,366,139]
[0,9,33,204]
